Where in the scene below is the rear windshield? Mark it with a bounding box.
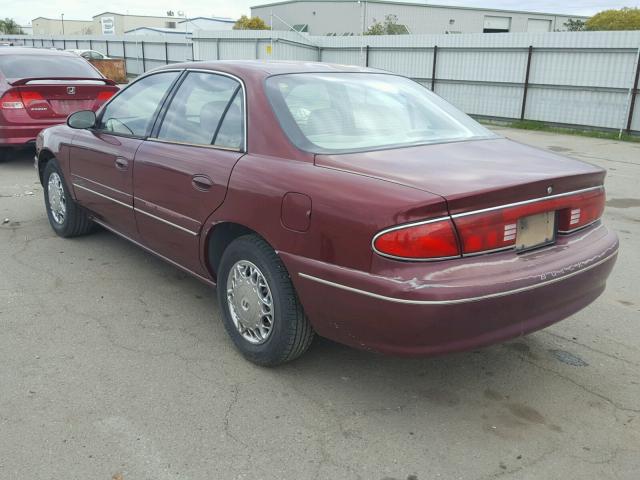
[0,54,100,80]
[265,73,497,154]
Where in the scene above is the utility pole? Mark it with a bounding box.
[61,13,65,35]
[358,1,367,66]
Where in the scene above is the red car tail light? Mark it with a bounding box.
[19,91,45,107]
[0,90,25,109]
[453,187,605,255]
[96,90,116,102]
[557,189,605,233]
[373,218,460,260]
[94,90,116,109]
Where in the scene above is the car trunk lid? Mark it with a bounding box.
[5,78,118,120]
[314,138,605,215]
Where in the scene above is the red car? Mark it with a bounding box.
[35,61,618,365]
[0,47,118,161]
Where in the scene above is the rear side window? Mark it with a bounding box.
[0,54,100,79]
[98,71,179,137]
[156,71,244,150]
[214,93,244,150]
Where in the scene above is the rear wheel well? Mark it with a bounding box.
[207,222,258,281]
[38,149,56,185]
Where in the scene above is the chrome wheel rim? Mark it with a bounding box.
[226,260,274,344]
[47,172,66,225]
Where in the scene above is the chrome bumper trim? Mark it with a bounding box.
[298,248,618,306]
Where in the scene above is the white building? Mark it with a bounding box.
[32,17,94,35]
[250,0,588,35]
[124,17,235,35]
[32,13,235,36]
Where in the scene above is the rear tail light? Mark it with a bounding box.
[453,187,605,255]
[0,91,24,109]
[557,189,605,233]
[92,90,116,111]
[19,91,44,106]
[373,187,605,261]
[373,218,460,260]
[96,90,116,103]
[1,90,46,110]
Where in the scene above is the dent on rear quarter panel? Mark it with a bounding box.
[201,153,449,273]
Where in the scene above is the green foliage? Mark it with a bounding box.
[563,19,586,31]
[586,7,640,31]
[0,18,23,34]
[365,14,408,35]
[233,15,270,30]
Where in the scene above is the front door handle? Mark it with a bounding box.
[192,175,213,191]
[115,157,129,170]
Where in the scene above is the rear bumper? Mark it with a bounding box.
[0,122,63,146]
[282,223,618,356]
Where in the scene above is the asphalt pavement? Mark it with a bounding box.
[1,128,639,479]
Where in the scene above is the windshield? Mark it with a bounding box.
[0,54,100,79]
[265,73,497,154]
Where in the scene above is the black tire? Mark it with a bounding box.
[217,234,315,366]
[43,159,94,237]
[0,148,9,163]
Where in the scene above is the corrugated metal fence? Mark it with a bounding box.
[3,31,640,133]
[4,34,193,76]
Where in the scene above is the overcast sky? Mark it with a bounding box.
[5,0,639,26]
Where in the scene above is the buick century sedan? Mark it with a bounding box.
[35,61,618,365]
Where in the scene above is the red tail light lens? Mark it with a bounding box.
[93,90,116,111]
[557,189,605,233]
[19,91,45,106]
[453,187,605,255]
[0,91,24,109]
[373,218,460,260]
[96,90,116,102]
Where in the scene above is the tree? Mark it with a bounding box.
[365,14,408,35]
[0,18,23,34]
[586,7,640,31]
[233,15,270,30]
[564,19,586,31]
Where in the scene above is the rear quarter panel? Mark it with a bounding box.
[200,153,450,275]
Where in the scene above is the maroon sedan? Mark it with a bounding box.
[0,47,118,161]
[35,61,618,365]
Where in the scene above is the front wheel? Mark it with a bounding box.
[43,159,94,237]
[217,234,314,366]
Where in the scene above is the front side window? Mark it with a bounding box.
[156,71,244,150]
[98,71,179,137]
[265,73,497,154]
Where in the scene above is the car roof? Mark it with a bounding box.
[0,47,78,57]
[156,60,384,78]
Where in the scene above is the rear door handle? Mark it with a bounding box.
[115,157,129,170]
[192,175,214,191]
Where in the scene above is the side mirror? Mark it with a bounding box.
[67,110,96,129]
